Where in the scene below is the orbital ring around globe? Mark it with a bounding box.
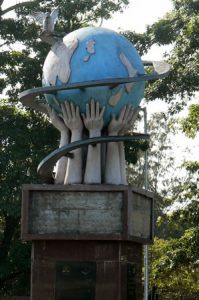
[18,27,170,182]
[19,62,170,114]
[37,134,150,183]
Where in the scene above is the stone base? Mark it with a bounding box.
[21,184,154,243]
[20,184,153,299]
[31,240,143,300]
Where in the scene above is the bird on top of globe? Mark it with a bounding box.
[19,7,170,185]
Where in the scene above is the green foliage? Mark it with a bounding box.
[0,100,59,295]
[122,30,152,56]
[182,160,199,173]
[144,0,199,112]
[150,147,199,299]
[150,236,199,300]
[180,104,199,138]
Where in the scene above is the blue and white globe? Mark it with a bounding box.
[43,27,145,126]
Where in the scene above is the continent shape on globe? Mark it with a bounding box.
[43,27,145,126]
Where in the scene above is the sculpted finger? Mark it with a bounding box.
[70,102,76,118]
[99,106,105,119]
[127,107,135,123]
[118,105,126,122]
[91,99,95,118]
[61,101,69,120]
[64,101,72,119]
[75,105,80,118]
[86,103,90,119]
[61,103,68,120]
[124,104,132,121]
[130,107,141,125]
[96,101,100,117]
[59,113,64,120]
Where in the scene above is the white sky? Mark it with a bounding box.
[3,0,173,61]
[103,0,173,32]
[4,0,173,34]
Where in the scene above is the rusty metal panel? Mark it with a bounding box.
[31,241,143,300]
[128,192,152,240]
[28,191,123,235]
[55,261,96,300]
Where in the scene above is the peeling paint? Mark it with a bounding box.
[84,39,96,62]
[86,40,95,54]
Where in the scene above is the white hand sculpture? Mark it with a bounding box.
[106,105,136,185]
[46,105,68,133]
[61,102,83,135]
[108,105,129,136]
[108,104,139,136]
[82,99,105,137]
[46,105,69,185]
[61,102,83,184]
[119,105,141,135]
[83,99,105,184]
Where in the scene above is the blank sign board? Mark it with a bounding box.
[21,184,154,243]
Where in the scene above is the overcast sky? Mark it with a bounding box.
[3,0,173,33]
[103,0,173,32]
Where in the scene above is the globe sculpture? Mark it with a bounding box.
[43,27,145,126]
[19,24,169,183]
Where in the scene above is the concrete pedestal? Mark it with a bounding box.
[21,184,154,300]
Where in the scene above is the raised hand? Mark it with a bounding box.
[46,105,68,133]
[108,105,129,136]
[119,105,141,135]
[108,104,140,136]
[61,102,83,133]
[82,99,105,138]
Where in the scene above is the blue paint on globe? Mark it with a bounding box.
[43,27,145,126]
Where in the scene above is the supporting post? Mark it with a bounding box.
[143,107,149,300]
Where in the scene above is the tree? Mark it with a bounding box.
[123,0,199,113]
[146,0,199,113]
[148,103,199,299]
[0,0,130,295]
[0,100,59,295]
[124,2,199,297]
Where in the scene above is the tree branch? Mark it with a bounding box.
[0,41,8,47]
[0,1,37,17]
[0,0,4,7]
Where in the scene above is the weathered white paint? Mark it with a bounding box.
[43,37,78,86]
[46,106,69,184]
[83,100,105,184]
[120,52,137,93]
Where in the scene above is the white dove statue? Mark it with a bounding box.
[32,7,59,33]
[32,8,63,45]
